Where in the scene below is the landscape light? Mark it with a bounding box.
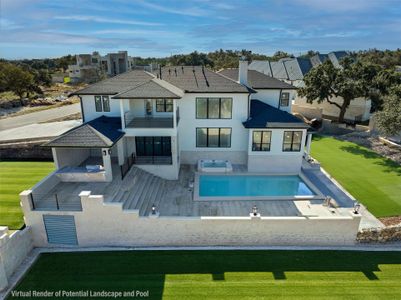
[252,205,258,216]
[151,204,156,215]
[353,202,361,214]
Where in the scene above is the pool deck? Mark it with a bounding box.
[32,161,383,228]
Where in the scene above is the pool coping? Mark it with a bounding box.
[193,171,325,201]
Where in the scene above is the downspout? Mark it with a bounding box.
[79,96,85,123]
[278,89,282,109]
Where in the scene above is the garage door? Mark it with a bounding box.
[43,215,78,245]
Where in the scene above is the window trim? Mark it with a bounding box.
[156,99,173,112]
[94,96,102,112]
[280,92,290,107]
[282,131,303,152]
[196,97,232,119]
[196,127,232,148]
[252,130,272,152]
[102,96,110,112]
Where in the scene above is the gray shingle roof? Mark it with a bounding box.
[154,66,249,93]
[310,54,329,66]
[218,69,296,89]
[284,58,313,81]
[248,61,273,76]
[43,116,124,148]
[243,100,309,129]
[270,61,289,79]
[71,70,154,95]
[112,80,181,99]
[328,51,348,68]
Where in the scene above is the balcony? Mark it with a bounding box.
[124,107,179,129]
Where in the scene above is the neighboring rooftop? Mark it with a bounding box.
[43,116,124,148]
[249,51,349,82]
[243,100,309,129]
[154,66,250,93]
[218,68,296,89]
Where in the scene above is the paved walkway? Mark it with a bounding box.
[0,120,81,143]
[0,103,80,131]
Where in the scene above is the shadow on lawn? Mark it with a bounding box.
[340,144,401,176]
[8,250,401,300]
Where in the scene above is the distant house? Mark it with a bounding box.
[249,51,371,122]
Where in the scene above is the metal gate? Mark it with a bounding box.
[43,215,78,245]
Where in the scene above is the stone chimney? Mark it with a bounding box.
[238,56,248,85]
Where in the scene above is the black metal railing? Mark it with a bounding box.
[135,156,172,165]
[30,193,82,211]
[120,153,135,180]
[176,106,180,126]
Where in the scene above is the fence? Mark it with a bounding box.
[30,193,82,211]
[120,153,135,180]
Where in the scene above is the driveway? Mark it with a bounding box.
[0,103,80,131]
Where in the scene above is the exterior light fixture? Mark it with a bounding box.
[108,149,112,155]
[102,150,107,156]
[151,204,156,215]
[353,202,361,214]
[252,205,258,216]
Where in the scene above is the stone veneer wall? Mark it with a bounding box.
[357,225,401,243]
[0,227,33,291]
[0,141,52,160]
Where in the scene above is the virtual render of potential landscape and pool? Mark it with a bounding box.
[1,0,401,299]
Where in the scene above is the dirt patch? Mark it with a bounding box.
[337,132,401,164]
[379,216,401,227]
[41,112,82,123]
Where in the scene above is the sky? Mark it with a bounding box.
[1,0,401,59]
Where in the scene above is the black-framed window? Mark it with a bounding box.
[94,96,102,112]
[196,128,231,148]
[156,99,173,112]
[94,95,110,112]
[135,136,171,157]
[102,96,110,112]
[252,131,272,151]
[283,131,302,152]
[280,92,290,107]
[196,98,232,119]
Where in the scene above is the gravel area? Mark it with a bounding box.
[337,132,401,164]
[380,216,401,226]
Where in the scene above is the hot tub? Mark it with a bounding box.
[197,159,233,173]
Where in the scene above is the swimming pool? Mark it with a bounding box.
[195,174,319,200]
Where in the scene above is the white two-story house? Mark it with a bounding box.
[44,59,310,181]
[20,59,364,248]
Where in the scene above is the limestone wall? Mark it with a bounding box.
[21,191,361,248]
[0,227,33,291]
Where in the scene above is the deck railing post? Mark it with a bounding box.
[55,193,60,210]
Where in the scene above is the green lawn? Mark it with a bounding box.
[8,250,401,300]
[311,136,401,217]
[0,161,54,229]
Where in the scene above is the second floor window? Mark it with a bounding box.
[156,99,173,112]
[280,92,290,107]
[283,131,302,152]
[94,96,110,112]
[196,128,231,148]
[252,131,272,151]
[196,97,232,119]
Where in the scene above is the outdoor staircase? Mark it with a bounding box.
[108,166,168,216]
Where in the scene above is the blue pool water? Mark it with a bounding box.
[199,175,315,197]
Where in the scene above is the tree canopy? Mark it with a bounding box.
[0,62,35,104]
[375,85,401,136]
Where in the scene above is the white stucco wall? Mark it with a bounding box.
[177,93,249,164]
[53,148,90,169]
[247,128,306,173]
[0,227,33,291]
[252,89,295,113]
[81,95,121,122]
[21,192,361,248]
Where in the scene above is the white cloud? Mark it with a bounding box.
[54,15,162,26]
[293,0,382,11]
[135,0,208,17]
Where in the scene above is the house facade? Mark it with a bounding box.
[47,60,310,181]
[19,60,362,248]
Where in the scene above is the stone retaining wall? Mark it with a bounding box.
[357,225,401,243]
[0,141,52,160]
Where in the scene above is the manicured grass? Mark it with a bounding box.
[0,161,54,229]
[8,250,401,300]
[311,136,401,217]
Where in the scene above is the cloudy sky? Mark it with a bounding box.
[1,0,400,59]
